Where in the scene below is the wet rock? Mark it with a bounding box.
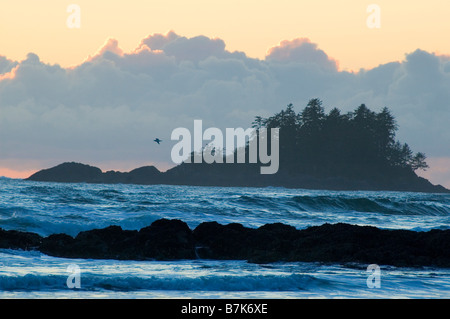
[71,226,139,259]
[247,223,300,263]
[39,219,196,260]
[40,226,139,260]
[137,219,196,260]
[40,233,74,257]
[4,218,450,268]
[0,228,42,250]
[193,221,450,267]
[193,221,253,259]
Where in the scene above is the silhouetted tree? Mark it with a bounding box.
[410,152,429,171]
[253,98,428,179]
[259,103,301,172]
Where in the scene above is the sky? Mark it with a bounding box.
[0,0,450,188]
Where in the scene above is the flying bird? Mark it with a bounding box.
[154,138,162,144]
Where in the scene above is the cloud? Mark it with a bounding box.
[86,38,125,62]
[0,32,449,187]
[138,31,180,51]
[138,31,242,63]
[266,38,338,71]
[0,56,18,74]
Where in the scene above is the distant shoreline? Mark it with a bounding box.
[26,161,450,193]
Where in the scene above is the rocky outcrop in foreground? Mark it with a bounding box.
[2,219,450,267]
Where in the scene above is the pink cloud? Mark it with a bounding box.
[0,64,19,81]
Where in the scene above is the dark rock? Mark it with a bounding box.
[138,219,196,260]
[0,228,42,250]
[194,221,450,267]
[40,226,139,260]
[193,222,253,259]
[71,226,139,259]
[40,233,74,257]
[4,218,450,268]
[40,219,196,260]
[248,223,300,263]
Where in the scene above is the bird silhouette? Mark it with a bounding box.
[154,138,162,144]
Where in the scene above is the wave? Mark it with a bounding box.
[235,193,450,216]
[3,180,450,237]
[17,180,450,217]
[0,273,328,292]
[293,195,450,216]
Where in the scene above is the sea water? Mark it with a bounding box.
[1,177,450,298]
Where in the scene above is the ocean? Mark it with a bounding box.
[1,177,450,298]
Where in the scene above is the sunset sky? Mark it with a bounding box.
[1,0,450,188]
[2,0,450,71]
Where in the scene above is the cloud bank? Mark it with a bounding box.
[1,31,449,186]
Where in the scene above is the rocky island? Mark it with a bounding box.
[26,160,448,193]
[26,100,449,193]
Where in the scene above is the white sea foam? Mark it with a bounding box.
[1,249,450,298]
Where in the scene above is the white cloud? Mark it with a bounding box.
[0,32,449,187]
